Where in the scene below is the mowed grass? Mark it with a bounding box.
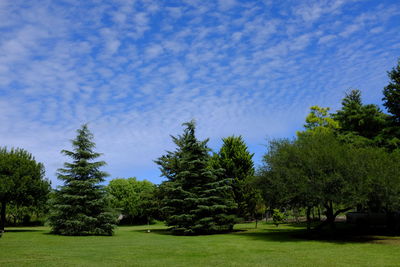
[1,222,400,267]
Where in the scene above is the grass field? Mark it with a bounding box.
[1,222,399,266]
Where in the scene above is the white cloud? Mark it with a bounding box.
[370,27,383,34]
[218,0,236,11]
[145,44,164,59]
[318,34,336,44]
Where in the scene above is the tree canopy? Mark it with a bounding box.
[256,132,396,230]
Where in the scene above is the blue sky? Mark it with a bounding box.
[1,0,399,187]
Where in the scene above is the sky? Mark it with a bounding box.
[1,0,399,187]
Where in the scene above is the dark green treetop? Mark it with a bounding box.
[383,59,400,123]
[333,89,387,146]
[380,60,400,150]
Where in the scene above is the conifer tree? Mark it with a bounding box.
[211,136,256,220]
[383,59,400,123]
[49,125,115,235]
[156,121,236,235]
[381,60,400,150]
[333,89,387,145]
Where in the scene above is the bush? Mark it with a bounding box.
[272,209,286,227]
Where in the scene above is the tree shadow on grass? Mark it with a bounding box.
[239,226,400,245]
[133,228,247,236]
[5,229,44,233]
[130,222,400,244]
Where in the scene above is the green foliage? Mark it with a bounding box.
[333,89,388,146]
[380,59,400,150]
[156,121,237,235]
[49,125,116,236]
[272,209,286,227]
[300,106,339,135]
[106,177,158,224]
[257,133,363,228]
[257,130,400,229]
[358,147,400,212]
[211,136,257,220]
[383,59,400,123]
[6,203,49,226]
[0,147,50,230]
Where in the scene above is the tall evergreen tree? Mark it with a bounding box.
[49,125,115,236]
[381,59,400,150]
[156,121,236,235]
[211,136,256,220]
[383,59,400,123]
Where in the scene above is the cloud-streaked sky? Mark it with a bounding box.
[1,0,399,186]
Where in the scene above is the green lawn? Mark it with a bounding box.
[0,222,399,266]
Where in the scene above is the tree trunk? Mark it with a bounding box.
[316,202,352,230]
[1,201,6,231]
[312,207,315,221]
[318,207,321,221]
[306,206,311,231]
[326,202,336,230]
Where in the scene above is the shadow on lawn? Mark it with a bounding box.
[239,224,400,245]
[5,229,44,233]
[133,228,247,236]
[129,222,400,244]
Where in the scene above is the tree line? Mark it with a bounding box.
[0,59,399,236]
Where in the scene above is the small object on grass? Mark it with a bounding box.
[147,229,151,233]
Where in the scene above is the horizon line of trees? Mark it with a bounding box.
[1,59,399,236]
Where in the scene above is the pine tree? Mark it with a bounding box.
[49,125,115,236]
[156,121,236,235]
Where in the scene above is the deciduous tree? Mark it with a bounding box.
[106,177,158,224]
[0,147,50,231]
[257,133,369,230]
